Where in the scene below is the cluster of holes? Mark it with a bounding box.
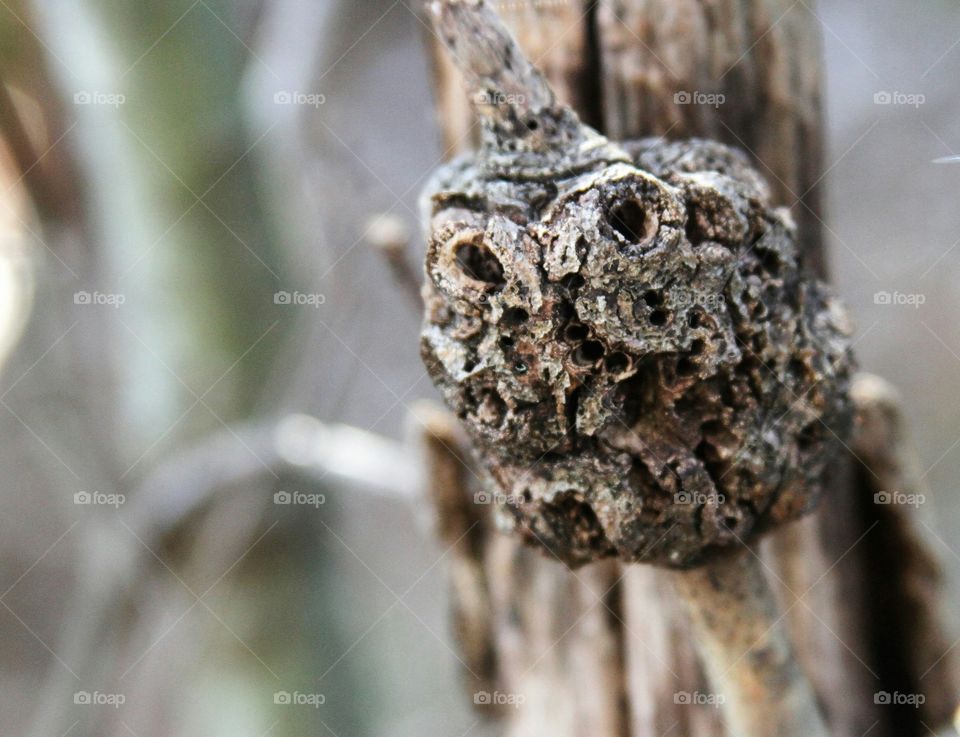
[633,289,670,327]
[558,313,633,380]
[496,307,531,376]
[561,320,606,369]
[656,335,716,389]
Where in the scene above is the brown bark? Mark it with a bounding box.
[594,0,826,276]
[673,550,829,737]
[418,2,957,736]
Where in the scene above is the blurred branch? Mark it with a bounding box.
[0,26,85,226]
[29,414,418,737]
[0,84,41,196]
[0,163,33,371]
[416,401,496,699]
[850,373,960,728]
[366,212,421,309]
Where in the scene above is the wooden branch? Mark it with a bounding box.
[672,550,829,737]
[849,373,960,730]
[420,4,959,737]
[414,402,498,700]
[421,2,844,735]
[431,0,556,123]
[594,0,827,277]
[366,212,422,308]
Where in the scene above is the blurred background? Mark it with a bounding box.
[0,1,958,736]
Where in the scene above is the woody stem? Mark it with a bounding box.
[671,548,830,737]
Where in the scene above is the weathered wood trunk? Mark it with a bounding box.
[420,3,957,736]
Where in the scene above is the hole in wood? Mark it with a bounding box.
[608,198,655,243]
[455,241,505,286]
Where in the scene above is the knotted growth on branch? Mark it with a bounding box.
[420,0,855,568]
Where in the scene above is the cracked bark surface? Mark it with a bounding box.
[418,2,957,736]
[422,120,854,568]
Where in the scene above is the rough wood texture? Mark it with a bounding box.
[673,549,829,737]
[422,0,854,569]
[419,1,957,736]
[427,0,600,153]
[595,0,827,277]
[848,374,960,735]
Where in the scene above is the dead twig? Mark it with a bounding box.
[672,549,829,737]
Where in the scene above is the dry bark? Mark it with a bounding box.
[673,549,829,737]
[417,2,957,736]
[594,0,826,277]
[421,0,854,569]
[846,374,960,734]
